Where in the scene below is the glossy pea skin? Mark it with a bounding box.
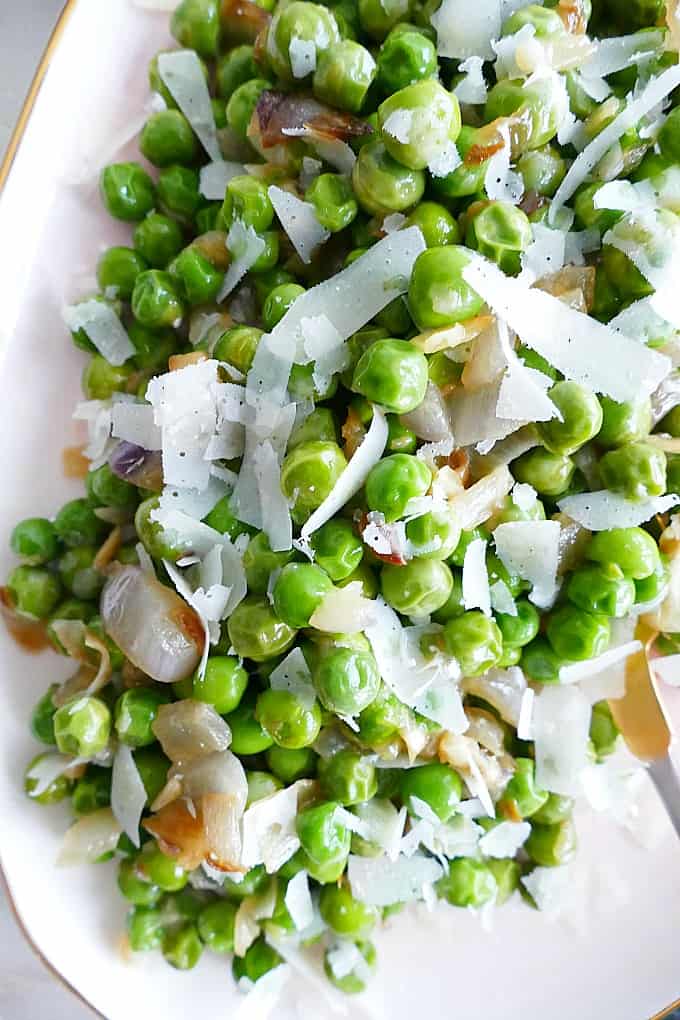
[358,0,412,39]
[324,940,377,994]
[136,841,188,891]
[296,800,352,883]
[586,527,660,580]
[246,770,283,805]
[318,749,377,804]
[512,447,575,498]
[430,125,488,201]
[96,246,149,301]
[365,454,431,522]
[352,339,428,414]
[313,644,381,716]
[197,900,237,953]
[265,1,340,81]
[567,563,635,619]
[484,77,563,150]
[213,325,262,374]
[376,25,437,93]
[223,175,274,232]
[313,40,376,113]
[405,201,459,248]
[502,3,565,37]
[352,140,425,216]
[597,395,652,448]
[135,497,190,563]
[134,213,185,269]
[310,518,363,581]
[305,173,359,232]
[132,270,185,329]
[401,762,462,821]
[217,44,258,98]
[357,683,408,744]
[24,753,72,805]
[158,166,201,222]
[280,441,347,524]
[590,700,620,760]
[436,858,497,908]
[171,247,225,306]
[262,283,305,331]
[255,689,322,749]
[634,553,669,605]
[163,923,203,970]
[430,570,465,623]
[546,605,610,661]
[10,518,58,565]
[487,858,521,905]
[521,636,563,684]
[134,747,170,804]
[226,78,272,138]
[382,559,453,617]
[599,441,667,502]
[526,818,577,867]
[227,596,297,663]
[495,599,540,648]
[191,655,248,714]
[498,758,549,820]
[408,245,484,330]
[171,0,220,57]
[100,163,156,222]
[54,499,105,548]
[378,80,461,172]
[140,110,198,168]
[127,906,165,952]
[53,696,111,758]
[266,745,318,782]
[225,695,274,754]
[386,415,417,455]
[7,565,61,619]
[442,611,503,677]
[319,884,379,937]
[272,563,334,628]
[57,546,102,601]
[517,144,566,197]
[405,510,461,560]
[538,382,603,456]
[466,202,532,276]
[232,938,283,983]
[115,688,170,748]
[531,792,574,826]
[118,857,162,907]
[87,463,138,510]
[30,684,59,745]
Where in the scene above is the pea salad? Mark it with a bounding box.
[7,0,680,999]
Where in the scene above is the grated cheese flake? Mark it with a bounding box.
[63,300,134,366]
[557,491,680,531]
[268,186,330,264]
[289,36,317,78]
[493,520,561,609]
[220,219,266,300]
[454,56,488,104]
[347,852,444,906]
[533,685,591,795]
[157,50,221,162]
[478,820,530,858]
[431,0,502,60]
[462,538,491,615]
[284,871,315,930]
[199,160,246,200]
[110,402,161,450]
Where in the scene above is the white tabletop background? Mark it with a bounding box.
[0,3,92,1018]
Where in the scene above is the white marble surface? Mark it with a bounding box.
[0,9,92,1019]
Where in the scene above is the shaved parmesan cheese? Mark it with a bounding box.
[220,219,266,299]
[462,538,491,615]
[413,676,467,733]
[580,30,664,80]
[73,400,113,464]
[533,685,591,795]
[284,871,315,930]
[156,477,229,522]
[352,799,406,860]
[521,223,566,281]
[560,640,642,687]
[111,402,161,450]
[489,580,516,616]
[300,313,350,393]
[496,358,558,424]
[347,852,443,906]
[326,940,369,982]
[58,809,123,867]
[289,36,317,78]
[309,582,377,633]
[448,465,514,531]
[269,647,316,707]
[513,482,536,511]
[427,140,462,179]
[199,160,246,200]
[431,0,502,60]
[593,178,655,213]
[517,687,534,740]
[454,56,488,104]
[254,440,292,552]
[521,865,573,915]
[111,744,146,848]
[557,491,680,531]
[26,753,81,798]
[158,50,220,162]
[550,64,680,218]
[479,820,530,858]
[233,965,290,1020]
[653,654,680,687]
[604,210,680,328]
[300,407,388,540]
[493,520,560,609]
[382,109,413,144]
[63,300,134,366]
[462,254,671,401]
[241,783,304,872]
[268,186,329,264]
[484,123,523,204]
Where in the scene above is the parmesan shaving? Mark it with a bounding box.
[220,219,266,299]
[111,744,147,848]
[347,852,444,906]
[557,491,680,531]
[431,0,502,60]
[533,685,591,795]
[284,871,315,930]
[63,300,134,366]
[493,520,560,609]
[289,37,317,78]
[157,50,221,162]
[462,538,491,615]
[478,820,530,858]
[559,640,642,686]
[454,56,488,104]
[309,582,377,633]
[199,160,246,200]
[268,186,330,264]
[111,402,161,450]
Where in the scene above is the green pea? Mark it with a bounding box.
[495,599,540,648]
[96,246,148,301]
[466,202,532,276]
[54,498,105,548]
[118,857,162,907]
[517,145,566,198]
[365,454,430,522]
[531,792,574,826]
[487,859,521,905]
[498,758,549,820]
[223,175,274,232]
[442,610,503,676]
[602,242,653,301]
[272,563,334,628]
[405,510,461,560]
[135,497,187,562]
[114,688,170,748]
[136,841,188,891]
[30,684,59,745]
[305,173,359,233]
[162,923,203,970]
[526,818,577,867]
[100,163,156,222]
[546,605,610,661]
[280,441,347,524]
[308,519,362,582]
[401,762,462,821]
[265,745,318,783]
[255,689,322,749]
[53,696,111,758]
[232,937,283,983]
[56,547,102,600]
[197,900,237,953]
[133,213,184,270]
[132,270,185,329]
[318,749,377,804]
[359,0,413,39]
[447,527,489,568]
[127,906,165,952]
[512,446,575,497]
[431,570,465,623]
[382,559,453,617]
[352,140,425,216]
[24,753,72,804]
[405,201,459,248]
[538,382,603,456]
[352,339,428,414]
[635,553,670,605]
[598,395,652,448]
[436,857,497,908]
[243,532,297,595]
[324,940,376,993]
[217,44,258,98]
[288,360,338,402]
[265,2,340,82]
[194,655,249,714]
[7,565,61,619]
[587,526,660,580]
[140,110,198,169]
[82,355,133,401]
[134,747,170,804]
[87,463,138,510]
[157,165,201,222]
[572,182,622,233]
[590,700,620,760]
[313,40,376,113]
[567,563,636,619]
[213,324,262,374]
[376,25,436,93]
[357,683,408,744]
[10,517,58,565]
[520,636,562,684]
[296,800,352,883]
[599,441,667,502]
[227,596,297,663]
[378,80,461,172]
[171,246,225,306]
[251,267,297,304]
[72,766,112,815]
[225,694,274,754]
[226,78,272,138]
[246,770,283,805]
[313,645,380,715]
[430,125,488,200]
[222,864,269,900]
[484,77,564,150]
[408,245,483,330]
[171,0,220,57]
[385,415,417,455]
[262,283,305,331]
[319,884,379,937]
[502,4,565,37]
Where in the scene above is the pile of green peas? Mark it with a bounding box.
[8,0,680,995]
